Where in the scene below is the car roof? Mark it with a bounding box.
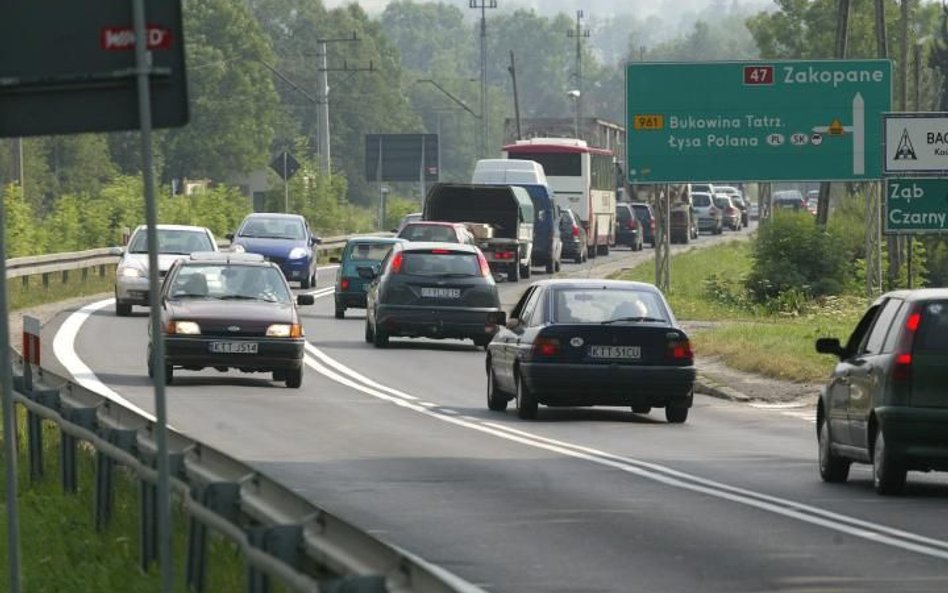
[186,251,267,264]
[629,201,650,207]
[527,278,663,293]
[882,288,948,302]
[346,236,406,245]
[402,221,463,227]
[397,241,479,254]
[242,212,306,221]
[133,224,212,233]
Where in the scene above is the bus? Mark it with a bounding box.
[501,138,616,257]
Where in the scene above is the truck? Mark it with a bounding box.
[471,159,562,273]
[423,183,534,282]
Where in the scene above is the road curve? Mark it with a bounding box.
[44,231,948,593]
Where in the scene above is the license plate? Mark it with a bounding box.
[588,345,641,359]
[421,287,461,299]
[209,341,258,354]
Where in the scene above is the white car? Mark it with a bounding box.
[114,224,218,316]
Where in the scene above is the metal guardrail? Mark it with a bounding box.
[9,351,483,593]
[3,232,390,281]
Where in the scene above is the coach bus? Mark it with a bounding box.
[502,138,616,257]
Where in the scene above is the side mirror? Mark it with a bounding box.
[390,228,398,234]
[487,311,507,327]
[357,266,377,280]
[329,256,341,264]
[225,233,234,242]
[505,318,522,331]
[312,236,322,245]
[815,337,843,358]
[297,294,316,306]
[109,246,125,256]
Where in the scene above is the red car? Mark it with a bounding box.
[397,221,476,245]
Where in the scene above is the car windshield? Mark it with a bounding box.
[347,242,394,262]
[239,217,306,240]
[168,264,292,303]
[692,193,712,207]
[714,197,730,208]
[401,252,479,277]
[127,229,213,255]
[552,288,669,324]
[398,224,459,243]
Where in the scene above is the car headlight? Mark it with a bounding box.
[288,247,309,260]
[119,266,145,278]
[266,324,302,338]
[167,321,201,335]
[230,244,246,253]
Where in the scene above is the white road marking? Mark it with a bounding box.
[303,344,948,561]
[52,298,157,421]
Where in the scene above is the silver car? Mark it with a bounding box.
[114,224,218,316]
[692,191,723,234]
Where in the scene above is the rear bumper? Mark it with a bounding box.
[376,304,502,340]
[697,218,719,231]
[521,362,696,407]
[876,406,948,470]
[336,290,367,309]
[615,229,640,246]
[164,336,305,371]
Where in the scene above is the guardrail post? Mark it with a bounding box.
[138,430,187,573]
[42,272,49,288]
[94,426,137,530]
[23,388,60,483]
[246,524,302,593]
[59,406,97,494]
[186,482,239,592]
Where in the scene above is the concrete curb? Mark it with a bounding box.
[694,373,753,402]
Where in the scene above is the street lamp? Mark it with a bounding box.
[567,89,581,138]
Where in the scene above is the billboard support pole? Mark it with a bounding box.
[376,137,384,229]
[132,1,173,591]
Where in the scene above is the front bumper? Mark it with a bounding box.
[164,336,305,371]
[521,362,696,407]
[376,304,502,340]
[876,406,948,471]
[278,258,312,282]
[116,276,151,305]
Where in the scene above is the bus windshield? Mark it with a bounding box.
[505,152,581,176]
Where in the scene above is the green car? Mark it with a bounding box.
[815,289,948,494]
[333,236,406,319]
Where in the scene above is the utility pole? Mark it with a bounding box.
[817,0,851,227]
[10,138,23,191]
[507,50,522,141]
[567,10,590,141]
[315,33,372,173]
[870,0,888,296]
[470,1,497,158]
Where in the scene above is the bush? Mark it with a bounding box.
[746,212,849,302]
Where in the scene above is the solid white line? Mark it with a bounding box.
[306,343,417,401]
[52,298,157,422]
[302,348,948,561]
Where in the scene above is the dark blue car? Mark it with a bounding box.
[228,213,321,289]
[333,236,406,318]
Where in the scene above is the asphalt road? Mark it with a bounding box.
[42,226,948,593]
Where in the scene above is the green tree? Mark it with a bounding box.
[3,184,41,257]
[161,0,279,182]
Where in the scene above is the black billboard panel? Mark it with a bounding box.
[365,134,439,182]
[0,0,188,137]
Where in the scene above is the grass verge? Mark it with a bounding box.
[610,240,866,383]
[9,268,116,311]
[0,405,255,592]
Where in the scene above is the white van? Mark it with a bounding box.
[471,159,549,186]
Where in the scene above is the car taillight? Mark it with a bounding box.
[495,251,515,260]
[340,278,350,290]
[666,338,693,363]
[650,219,655,230]
[571,225,580,237]
[532,336,560,357]
[627,219,636,229]
[390,252,404,274]
[431,249,451,254]
[477,251,491,277]
[893,310,922,383]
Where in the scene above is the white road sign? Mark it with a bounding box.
[883,112,948,175]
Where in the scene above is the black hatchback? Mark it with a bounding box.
[362,242,506,349]
[486,279,696,422]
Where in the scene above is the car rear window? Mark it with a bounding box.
[632,205,650,218]
[402,251,479,277]
[347,242,393,262]
[916,301,948,352]
[616,206,631,220]
[714,197,730,209]
[692,194,711,207]
[399,224,459,243]
[128,229,214,255]
[552,288,669,324]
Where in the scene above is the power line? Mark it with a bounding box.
[567,9,591,140]
[469,1,498,157]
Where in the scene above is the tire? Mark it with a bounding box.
[508,262,520,282]
[116,301,132,317]
[873,427,906,495]
[521,262,532,279]
[682,230,690,245]
[574,251,584,265]
[372,326,389,348]
[554,258,561,272]
[515,371,538,420]
[597,242,610,256]
[285,367,303,389]
[632,405,651,415]
[582,247,588,263]
[164,364,174,386]
[300,273,312,290]
[818,420,851,483]
[364,319,374,343]
[473,336,491,350]
[272,370,287,382]
[334,304,345,319]
[486,366,508,412]
[545,256,555,274]
[147,347,154,378]
[665,403,689,424]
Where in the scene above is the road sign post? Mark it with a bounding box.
[625,60,891,183]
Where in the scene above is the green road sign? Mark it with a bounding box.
[885,178,948,234]
[626,60,891,184]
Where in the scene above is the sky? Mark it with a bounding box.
[324,0,774,18]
